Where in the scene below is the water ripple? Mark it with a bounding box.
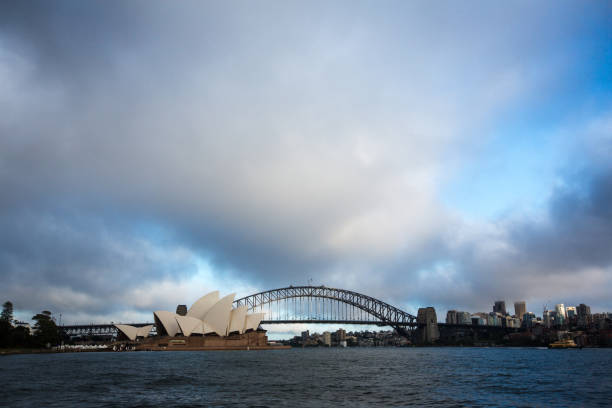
[1,348,611,407]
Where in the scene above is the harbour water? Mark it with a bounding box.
[2,347,611,407]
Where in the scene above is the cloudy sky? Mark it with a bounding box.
[1,1,611,332]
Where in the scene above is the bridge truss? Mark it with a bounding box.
[60,286,417,338]
[233,286,417,330]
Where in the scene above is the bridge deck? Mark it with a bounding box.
[262,319,417,326]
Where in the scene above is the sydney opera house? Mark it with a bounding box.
[114,291,281,350]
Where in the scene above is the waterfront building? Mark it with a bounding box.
[472,312,489,325]
[458,311,471,325]
[543,310,552,328]
[514,301,526,321]
[447,310,471,325]
[334,328,346,343]
[323,331,331,346]
[471,315,485,326]
[115,291,265,341]
[544,310,565,327]
[522,312,536,328]
[492,312,505,326]
[493,301,507,315]
[503,316,521,328]
[592,313,611,330]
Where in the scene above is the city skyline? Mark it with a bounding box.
[1,1,612,337]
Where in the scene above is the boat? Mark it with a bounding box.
[548,339,578,349]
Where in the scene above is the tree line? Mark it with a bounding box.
[0,301,62,348]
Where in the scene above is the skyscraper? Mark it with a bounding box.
[514,301,526,320]
[555,304,566,318]
[493,301,507,315]
[577,304,592,327]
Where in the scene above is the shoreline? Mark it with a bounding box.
[3,344,609,355]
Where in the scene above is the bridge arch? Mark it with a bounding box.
[233,286,416,329]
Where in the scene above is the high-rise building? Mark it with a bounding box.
[577,304,591,316]
[493,301,507,315]
[522,312,536,328]
[566,306,577,318]
[514,301,526,321]
[446,310,458,324]
[554,310,565,326]
[555,304,566,318]
[577,304,592,327]
[458,311,471,325]
[543,310,553,328]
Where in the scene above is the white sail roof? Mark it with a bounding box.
[201,321,215,334]
[136,325,154,338]
[115,324,139,341]
[244,312,265,332]
[187,291,220,320]
[154,311,182,336]
[202,293,235,336]
[228,306,248,334]
[175,315,204,337]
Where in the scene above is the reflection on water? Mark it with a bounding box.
[1,347,611,407]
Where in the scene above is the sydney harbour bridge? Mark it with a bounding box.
[61,285,419,338]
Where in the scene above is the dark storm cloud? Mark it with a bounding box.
[0,1,143,88]
[512,168,612,271]
[0,205,198,315]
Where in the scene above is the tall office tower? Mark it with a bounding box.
[566,306,577,318]
[458,312,472,325]
[493,301,507,315]
[577,304,592,327]
[446,310,458,324]
[543,310,552,328]
[555,304,566,318]
[522,312,536,328]
[514,301,527,320]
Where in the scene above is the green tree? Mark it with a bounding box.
[32,311,59,348]
[11,325,32,348]
[0,319,10,347]
[0,301,14,347]
[1,301,13,323]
